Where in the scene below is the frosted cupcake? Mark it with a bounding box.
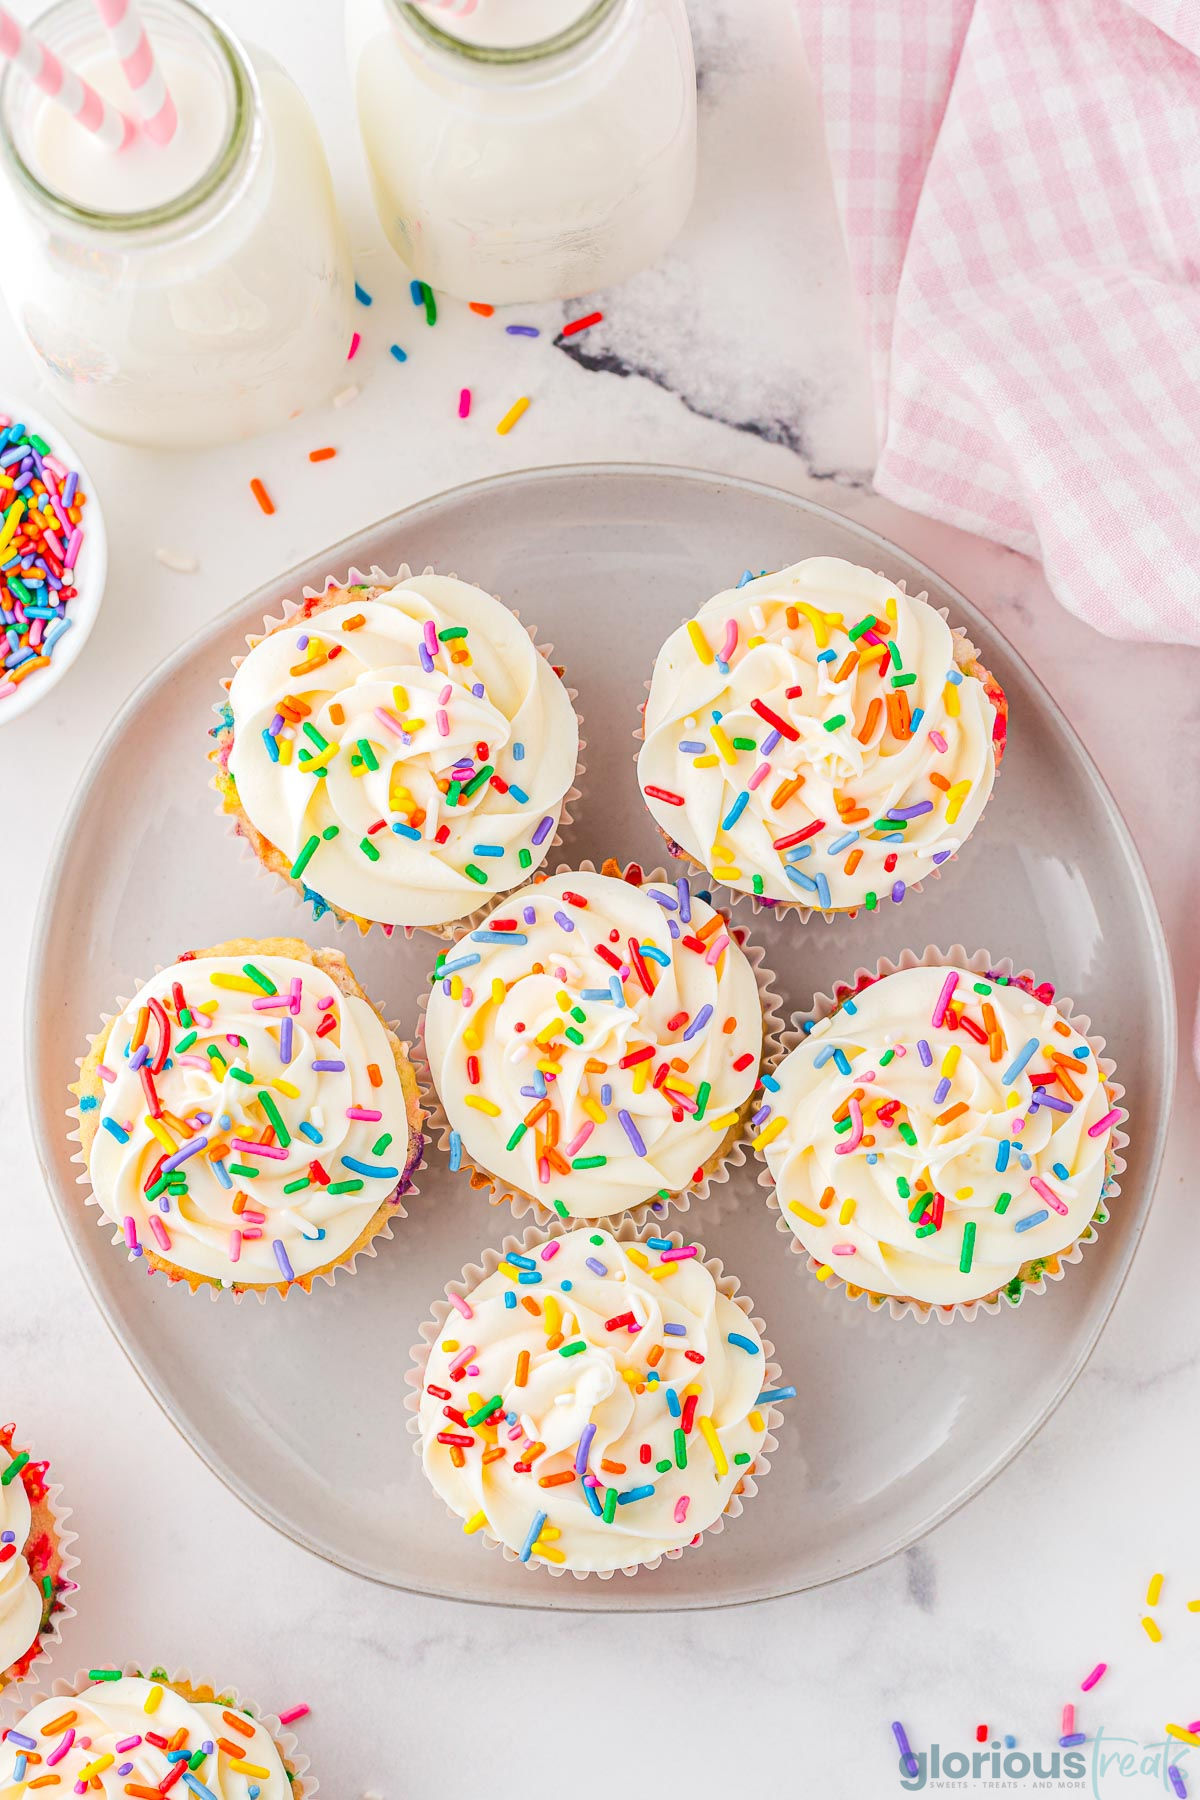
[212,572,581,934]
[637,557,1007,913]
[0,1426,74,1692]
[73,937,423,1297]
[421,863,775,1221]
[0,1670,310,1795]
[757,955,1123,1317]
[410,1225,783,1575]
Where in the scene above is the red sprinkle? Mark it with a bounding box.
[644,784,685,806]
[750,697,799,740]
[772,819,825,851]
[561,310,604,337]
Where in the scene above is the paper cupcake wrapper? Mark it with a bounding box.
[210,563,586,943]
[66,941,426,1305]
[754,943,1126,1324]
[0,1434,79,1696]
[5,1664,316,1796]
[403,1217,783,1580]
[414,857,785,1234]
[632,579,1008,924]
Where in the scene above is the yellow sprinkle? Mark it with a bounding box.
[539,1524,562,1540]
[940,1044,961,1078]
[464,1094,501,1116]
[1188,1599,1200,1612]
[497,1261,523,1280]
[686,619,714,665]
[748,1409,765,1431]
[1142,1616,1163,1643]
[955,1186,974,1200]
[441,1339,460,1351]
[392,685,409,712]
[532,1542,566,1562]
[1147,1572,1164,1606]
[144,1684,164,1714]
[449,975,463,1001]
[693,754,719,768]
[535,1019,564,1046]
[301,743,339,774]
[209,973,261,993]
[707,1110,740,1133]
[277,738,293,765]
[543,1296,560,1337]
[491,978,507,1007]
[583,1097,607,1125]
[537,1059,563,1076]
[788,1201,826,1227]
[145,1115,177,1153]
[1006,1092,1021,1110]
[229,1763,271,1780]
[1166,1726,1200,1747]
[269,1077,300,1099]
[463,1026,482,1051]
[624,1246,650,1270]
[698,1415,729,1477]
[649,1262,678,1281]
[711,722,737,765]
[632,1061,649,1094]
[886,595,898,622]
[463,1509,488,1535]
[76,1757,114,1782]
[838,1198,856,1225]
[753,1116,787,1150]
[814,1263,834,1281]
[496,395,531,435]
[793,601,838,647]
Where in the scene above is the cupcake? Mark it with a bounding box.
[73,937,423,1298]
[0,1427,74,1692]
[211,571,581,935]
[0,1669,311,1796]
[757,952,1123,1318]
[421,861,777,1222]
[408,1224,783,1576]
[637,557,1008,914]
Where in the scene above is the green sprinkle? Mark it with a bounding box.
[372,1133,393,1155]
[506,1123,527,1152]
[360,836,381,862]
[553,1199,570,1219]
[864,891,878,911]
[886,638,902,670]
[847,614,876,642]
[88,1668,123,1681]
[242,963,277,995]
[994,1191,1013,1215]
[960,1220,977,1274]
[674,1428,688,1469]
[571,1155,606,1169]
[175,1030,197,1053]
[0,1453,30,1486]
[823,714,847,732]
[144,1176,170,1202]
[465,1397,502,1428]
[465,864,488,884]
[519,848,532,868]
[422,281,437,325]
[462,764,494,798]
[302,721,329,750]
[909,1193,931,1223]
[446,781,462,808]
[227,1164,259,1180]
[322,824,339,840]
[559,1339,587,1357]
[833,1115,852,1135]
[973,981,993,994]
[602,1486,618,1524]
[694,1080,711,1121]
[229,1067,254,1084]
[438,625,469,640]
[898,1121,918,1147]
[731,735,757,751]
[282,1176,311,1194]
[656,1458,672,1475]
[734,1452,751,1465]
[569,1006,587,1024]
[257,1089,291,1147]
[188,1750,208,1772]
[897,1176,911,1199]
[290,835,320,880]
[206,1045,227,1068]
[357,738,379,771]
[914,1222,937,1238]
[589,1233,604,1245]
[564,1027,585,1046]
[327,1178,364,1194]
[752,874,764,895]
[890,671,917,687]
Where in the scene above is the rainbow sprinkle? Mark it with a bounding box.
[0,417,88,704]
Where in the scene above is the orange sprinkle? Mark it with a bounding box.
[771,774,804,810]
[856,696,882,744]
[601,1459,626,1473]
[469,301,495,316]
[367,1062,382,1088]
[514,1349,530,1386]
[520,1295,541,1316]
[929,770,952,792]
[646,1343,664,1366]
[308,446,336,462]
[936,1101,969,1126]
[482,1445,506,1463]
[222,1712,255,1739]
[538,1470,576,1487]
[249,478,275,516]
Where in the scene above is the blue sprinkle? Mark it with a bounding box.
[513,742,525,760]
[617,1484,655,1505]
[210,1158,233,1190]
[506,1252,536,1269]
[815,872,832,909]
[785,866,818,892]
[1015,1208,1050,1233]
[449,1130,462,1172]
[756,1386,796,1404]
[340,1156,399,1178]
[297,1122,322,1144]
[261,727,280,763]
[471,929,529,945]
[503,1289,516,1308]
[102,1117,130,1143]
[995,1140,1011,1173]
[508,783,529,803]
[722,791,750,831]
[1001,1038,1040,1085]
[827,830,859,854]
[736,569,754,587]
[354,281,373,305]
[409,279,423,303]
[727,1332,760,1353]
[472,844,504,858]
[832,1049,852,1076]
[666,1387,682,1415]
[583,1481,603,1516]
[389,344,408,363]
[393,822,422,840]
[678,740,707,754]
[1052,1161,1071,1181]
[440,952,482,974]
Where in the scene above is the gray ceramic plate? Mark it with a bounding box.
[26,464,1173,1611]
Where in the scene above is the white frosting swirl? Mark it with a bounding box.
[417,1227,771,1572]
[0,1476,41,1680]
[638,557,1002,909]
[84,951,415,1288]
[225,574,579,928]
[424,870,764,1217]
[762,963,1117,1306]
[0,1675,290,1797]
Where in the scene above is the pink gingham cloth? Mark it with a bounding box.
[797,0,1200,645]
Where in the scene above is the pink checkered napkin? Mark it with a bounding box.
[797,0,1200,644]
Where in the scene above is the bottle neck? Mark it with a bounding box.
[391,0,624,70]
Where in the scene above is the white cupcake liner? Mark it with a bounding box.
[633,578,1009,925]
[413,858,785,1233]
[4,1664,316,1795]
[211,564,586,943]
[404,1218,783,1580]
[754,944,1126,1324]
[67,940,426,1305]
[0,1433,78,1696]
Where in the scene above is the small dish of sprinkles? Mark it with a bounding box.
[0,403,106,724]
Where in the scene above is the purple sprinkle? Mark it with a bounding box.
[4,1733,35,1752]
[761,728,782,754]
[472,682,485,697]
[506,324,540,336]
[891,880,906,902]
[891,1723,919,1779]
[273,1239,296,1281]
[280,1015,293,1063]
[162,1135,209,1172]
[932,1077,951,1105]
[617,1109,647,1156]
[663,1321,687,1335]
[532,815,554,846]
[683,1003,713,1042]
[647,888,677,910]
[1059,1733,1087,1748]
[1169,1765,1187,1799]
[117,1766,134,1778]
[575,1421,596,1473]
[523,905,537,924]
[676,877,692,923]
[1,1531,14,1544]
[917,1038,933,1067]
[585,1257,607,1276]
[419,644,434,673]
[931,849,953,864]
[311,1059,346,1072]
[553,910,575,932]
[888,801,934,819]
[1033,1092,1073,1114]
[296,634,308,650]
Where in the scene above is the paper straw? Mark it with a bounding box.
[92,0,176,145]
[0,4,134,150]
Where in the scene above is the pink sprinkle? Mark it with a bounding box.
[230,1139,289,1160]
[659,1245,698,1263]
[374,706,408,737]
[1080,1663,1107,1692]
[748,761,772,790]
[97,1064,117,1083]
[438,683,452,703]
[831,1243,858,1255]
[835,1095,864,1155]
[114,1736,142,1753]
[704,933,730,966]
[447,1290,474,1319]
[316,994,336,1010]
[563,1121,594,1158]
[175,1055,210,1069]
[673,1496,690,1524]
[931,970,958,1028]
[458,387,471,419]
[436,708,450,737]
[64,526,82,569]
[929,729,948,752]
[540,1240,561,1261]
[148,1216,171,1252]
[242,1228,263,1241]
[423,619,438,657]
[123,1215,139,1249]
[46,1729,75,1765]
[449,1346,477,1378]
[347,332,361,359]
[1062,1703,1075,1736]
[289,976,303,1015]
[252,996,289,1011]
[719,620,738,661]
[538,1156,551,1185]
[277,1704,310,1727]
[1088,1107,1121,1138]
[241,1210,267,1225]
[0,682,15,700]
[346,1106,383,1121]
[1030,1175,1068,1215]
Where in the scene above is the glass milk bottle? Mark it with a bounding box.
[0,0,354,449]
[346,0,696,304]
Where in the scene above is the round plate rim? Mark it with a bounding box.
[24,460,1177,1611]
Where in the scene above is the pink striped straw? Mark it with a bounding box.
[0,4,134,150]
[92,0,175,144]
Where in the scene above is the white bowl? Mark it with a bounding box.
[0,399,107,726]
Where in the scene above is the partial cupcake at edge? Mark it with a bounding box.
[72,936,423,1298]
[211,569,582,937]
[755,952,1124,1319]
[636,556,1008,916]
[420,860,781,1227]
[0,1424,75,1693]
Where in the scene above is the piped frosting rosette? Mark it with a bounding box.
[0,1425,77,1693]
[406,1223,785,1577]
[212,568,582,936]
[419,861,782,1226]
[637,557,1007,916]
[0,1667,315,1797]
[71,938,424,1300]
[755,947,1124,1321]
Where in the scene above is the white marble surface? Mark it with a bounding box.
[2,2,1198,1795]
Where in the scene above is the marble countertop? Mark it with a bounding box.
[2,2,1198,1795]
